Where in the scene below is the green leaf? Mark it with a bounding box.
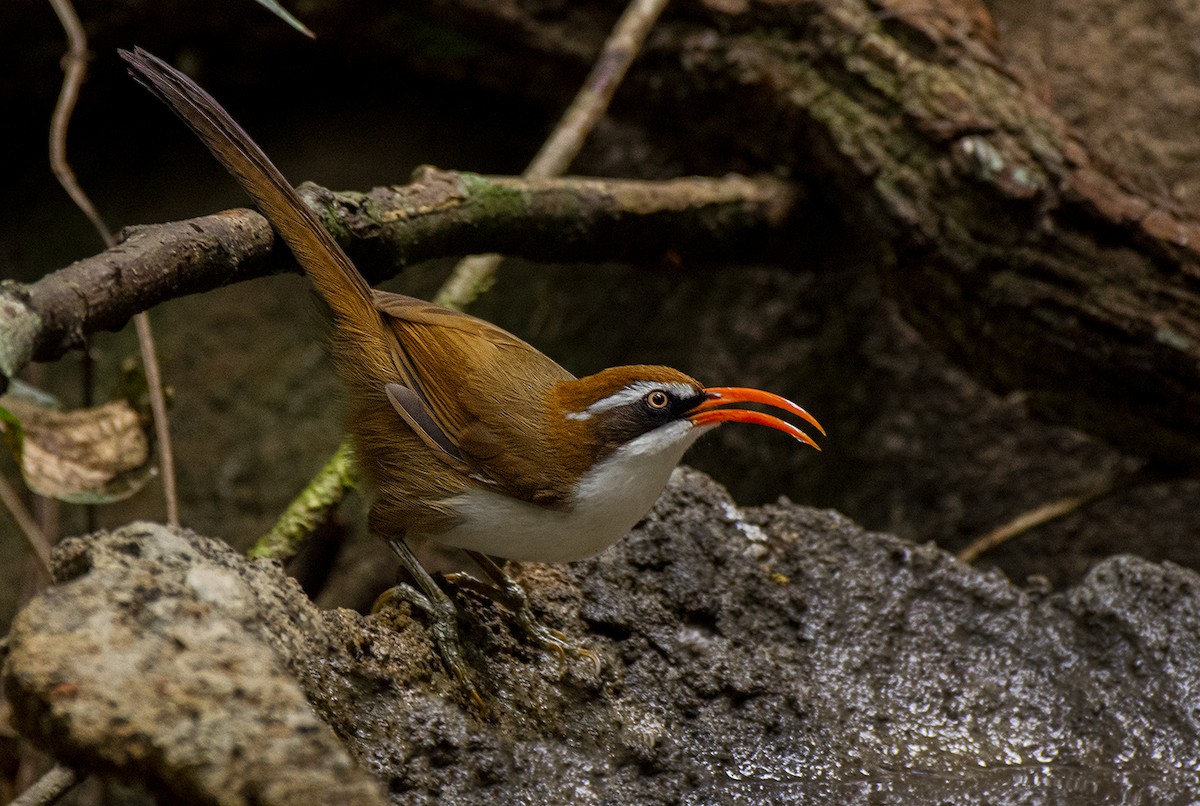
[252,0,315,39]
[0,403,24,459]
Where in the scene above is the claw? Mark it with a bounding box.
[373,583,486,711]
[458,552,602,675]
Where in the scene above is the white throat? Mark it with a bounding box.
[433,420,712,563]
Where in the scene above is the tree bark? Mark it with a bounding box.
[399,0,1200,467]
[0,171,792,374]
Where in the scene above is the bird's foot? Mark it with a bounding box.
[443,571,600,674]
[372,584,485,713]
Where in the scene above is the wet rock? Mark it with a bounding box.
[6,468,1200,803]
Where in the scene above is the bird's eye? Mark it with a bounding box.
[644,390,671,410]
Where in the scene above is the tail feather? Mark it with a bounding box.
[120,47,383,348]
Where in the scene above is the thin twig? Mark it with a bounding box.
[47,0,179,527]
[430,253,503,313]
[957,479,1120,565]
[18,366,60,583]
[249,441,357,561]
[32,494,59,580]
[47,0,109,250]
[11,765,80,806]
[0,475,53,577]
[434,0,671,311]
[528,0,670,180]
[134,313,179,526]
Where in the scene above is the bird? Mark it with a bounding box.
[121,47,824,701]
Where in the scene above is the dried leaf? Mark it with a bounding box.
[0,395,152,504]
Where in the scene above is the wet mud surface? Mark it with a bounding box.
[6,470,1200,804]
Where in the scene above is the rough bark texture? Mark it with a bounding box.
[386,0,1200,467]
[1,171,792,372]
[6,472,1200,803]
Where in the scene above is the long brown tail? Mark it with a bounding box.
[121,47,385,351]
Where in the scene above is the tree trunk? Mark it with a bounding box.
[398,0,1200,467]
[7,0,1197,465]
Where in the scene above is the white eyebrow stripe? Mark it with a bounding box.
[567,381,700,420]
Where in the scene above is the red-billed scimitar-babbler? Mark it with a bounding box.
[121,47,824,703]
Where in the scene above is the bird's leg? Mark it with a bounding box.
[440,566,571,660]
[452,550,598,671]
[439,569,572,653]
[376,536,483,709]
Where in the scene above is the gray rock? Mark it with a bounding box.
[2,523,386,806]
[5,468,1200,803]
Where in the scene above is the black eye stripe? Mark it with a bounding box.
[640,388,707,417]
[592,387,706,458]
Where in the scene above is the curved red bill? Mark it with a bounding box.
[688,387,824,450]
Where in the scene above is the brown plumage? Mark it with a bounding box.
[123,48,823,698]
[121,48,712,550]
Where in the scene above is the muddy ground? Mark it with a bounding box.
[9,474,1200,803]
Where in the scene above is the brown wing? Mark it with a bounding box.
[372,290,577,505]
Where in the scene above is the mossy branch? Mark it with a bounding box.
[248,441,357,561]
[0,170,796,383]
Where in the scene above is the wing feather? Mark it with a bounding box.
[372,290,577,504]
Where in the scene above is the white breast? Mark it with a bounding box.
[429,420,712,563]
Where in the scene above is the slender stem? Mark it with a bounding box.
[46,0,179,527]
[10,765,80,806]
[0,475,52,580]
[526,0,671,180]
[47,0,111,252]
[249,441,357,561]
[956,477,1122,565]
[32,495,59,583]
[134,313,179,526]
[434,0,671,311]
[430,253,501,312]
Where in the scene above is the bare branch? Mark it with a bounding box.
[957,477,1124,564]
[248,441,356,562]
[10,765,80,806]
[0,475,53,578]
[435,0,670,312]
[1,171,795,377]
[527,0,670,180]
[47,0,112,252]
[133,313,178,526]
